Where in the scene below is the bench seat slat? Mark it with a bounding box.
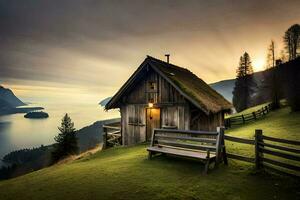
[156,144,217,154]
[157,140,217,152]
[155,134,217,144]
[147,146,216,160]
[155,128,218,135]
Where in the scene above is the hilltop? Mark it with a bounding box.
[0,105,299,200]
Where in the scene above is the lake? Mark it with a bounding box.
[0,103,119,166]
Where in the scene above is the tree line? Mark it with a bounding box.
[233,24,300,112]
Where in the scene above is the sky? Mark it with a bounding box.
[0,0,300,105]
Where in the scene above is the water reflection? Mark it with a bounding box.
[0,103,119,164]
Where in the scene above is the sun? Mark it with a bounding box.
[252,58,265,72]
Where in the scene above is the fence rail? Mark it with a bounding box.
[224,135,254,145]
[102,123,121,150]
[225,104,272,128]
[225,129,300,178]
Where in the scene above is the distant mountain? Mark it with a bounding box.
[99,97,112,107]
[209,79,235,102]
[76,118,120,152]
[0,85,43,115]
[0,85,26,108]
[0,99,13,110]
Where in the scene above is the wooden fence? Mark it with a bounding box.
[225,129,300,177]
[102,122,121,150]
[225,104,272,128]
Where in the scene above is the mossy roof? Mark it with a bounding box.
[106,56,232,114]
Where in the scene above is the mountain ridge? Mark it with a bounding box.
[0,85,26,108]
[0,85,43,115]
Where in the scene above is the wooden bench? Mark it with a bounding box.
[147,127,227,174]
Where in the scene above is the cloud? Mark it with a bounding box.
[0,0,300,98]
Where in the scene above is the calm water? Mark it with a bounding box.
[0,103,119,165]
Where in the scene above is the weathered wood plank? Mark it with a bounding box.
[260,148,300,161]
[263,163,300,178]
[259,142,300,154]
[226,153,255,163]
[155,128,218,135]
[157,140,216,152]
[224,135,255,145]
[262,135,300,146]
[155,134,217,144]
[263,157,300,171]
[147,146,215,159]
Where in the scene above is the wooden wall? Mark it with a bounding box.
[190,103,224,131]
[120,66,223,145]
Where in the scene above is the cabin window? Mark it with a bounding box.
[147,81,158,103]
[148,81,157,92]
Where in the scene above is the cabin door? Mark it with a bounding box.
[146,108,161,141]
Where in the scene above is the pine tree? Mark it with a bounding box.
[232,52,255,112]
[51,113,78,163]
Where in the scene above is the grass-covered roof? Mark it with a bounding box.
[106,56,232,114]
[147,56,232,114]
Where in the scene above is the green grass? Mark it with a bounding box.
[227,105,300,140]
[226,105,300,176]
[225,102,270,118]
[0,105,299,200]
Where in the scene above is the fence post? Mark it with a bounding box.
[262,108,265,115]
[242,114,245,124]
[255,129,263,170]
[265,106,268,113]
[252,112,256,120]
[216,127,222,165]
[220,127,228,165]
[102,126,107,150]
[225,118,231,128]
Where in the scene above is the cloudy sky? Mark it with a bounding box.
[0,0,299,104]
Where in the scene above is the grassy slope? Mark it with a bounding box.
[0,106,299,200]
[226,105,300,176]
[225,102,271,118]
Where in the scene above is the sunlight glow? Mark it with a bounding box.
[252,58,265,72]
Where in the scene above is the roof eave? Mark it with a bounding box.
[105,58,149,110]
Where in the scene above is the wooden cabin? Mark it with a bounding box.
[105,56,232,145]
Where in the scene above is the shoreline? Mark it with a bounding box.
[0,117,120,170]
[0,107,44,116]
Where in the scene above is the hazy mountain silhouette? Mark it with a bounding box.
[210,79,235,102]
[0,85,26,108]
[99,97,112,107]
[0,85,43,115]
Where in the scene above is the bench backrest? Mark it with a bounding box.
[150,127,225,160]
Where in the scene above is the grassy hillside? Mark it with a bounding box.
[0,106,299,200]
[226,105,300,176]
[227,104,300,140]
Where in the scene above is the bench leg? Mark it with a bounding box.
[203,160,210,174]
[148,151,153,160]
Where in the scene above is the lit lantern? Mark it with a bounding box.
[148,102,154,108]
